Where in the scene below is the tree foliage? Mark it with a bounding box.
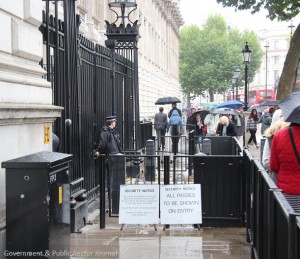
[216,0,300,21]
[179,15,263,102]
[217,0,300,99]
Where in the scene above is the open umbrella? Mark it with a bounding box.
[216,100,245,109]
[260,100,280,106]
[278,91,300,123]
[247,104,266,113]
[212,108,240,116]
[200,102,219,109]
[189,110,210,122]
[155,96,181,105]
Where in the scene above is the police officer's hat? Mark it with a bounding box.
[105,116,117,122]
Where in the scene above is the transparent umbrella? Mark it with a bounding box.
[278,91,300,123]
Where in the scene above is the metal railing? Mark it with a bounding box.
[244,150,300,259]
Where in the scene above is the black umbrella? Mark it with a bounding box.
[260,100,280,106]
[155,96,181,105]
[278,91,300,123]
[247,104,266,113]
[189,110,210,122]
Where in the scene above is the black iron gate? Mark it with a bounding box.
[40,0,141,204]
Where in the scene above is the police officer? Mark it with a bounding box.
[98,116,123,214]
[98,116,121,155]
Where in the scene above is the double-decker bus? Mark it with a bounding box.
[248,89,275,106]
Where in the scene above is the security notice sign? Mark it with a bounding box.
[119,185,159,224]
[160,184,202,224]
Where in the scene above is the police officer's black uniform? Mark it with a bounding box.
[98,116,123,214]
[98,125,121,155]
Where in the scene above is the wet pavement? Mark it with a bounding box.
[70,210,251,259]
[70,129,264,259]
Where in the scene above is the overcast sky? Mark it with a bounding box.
[179,0,298,32]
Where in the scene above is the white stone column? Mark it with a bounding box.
[0,0,63,229]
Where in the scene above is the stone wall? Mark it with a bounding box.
[0,0,62,232]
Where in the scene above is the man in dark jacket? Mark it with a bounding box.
[259,107,274,135]
[168,102,182,154]
[154,107,168,150]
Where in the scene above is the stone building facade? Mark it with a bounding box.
[0,0,63,252]
[0,0,183,251]
[76,0,184,119]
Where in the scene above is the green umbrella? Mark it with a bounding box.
[200,102,219,109]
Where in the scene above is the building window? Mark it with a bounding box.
[274,40,278,49]
[274,56,280,64]
[274,70,280,80]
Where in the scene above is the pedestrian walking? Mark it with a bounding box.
[259,107,275,136]
[154,107,168,150]
[270,122,300,194]
[168,102,182,155]
[262,109,289,183]
[246,109,259,148]
[235,107,245,146]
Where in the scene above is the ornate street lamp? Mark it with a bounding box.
[231,77,236,100]
[264,42,269,100]
[107,0,137,25]
[242,42,252,110]
[108,0,137,7]
[232,66,241,100]
[104,0,140,217]
[105,0,139,115]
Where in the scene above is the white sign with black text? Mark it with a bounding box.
[160,184,202,224]
[119,185,159,224]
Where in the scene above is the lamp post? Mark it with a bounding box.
[231,78,236,100]
[242,42,252,110]
[105,0,138,116]
[232,66,241,100]
[288,20,295,42]
[264,42,269,100]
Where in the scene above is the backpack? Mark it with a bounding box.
[169,109,181,125]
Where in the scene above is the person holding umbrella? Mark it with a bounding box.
[270,92,300,195]
[193,112,204,151]
[186,107,196,132]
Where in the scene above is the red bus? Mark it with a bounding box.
[248,89,275,106]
